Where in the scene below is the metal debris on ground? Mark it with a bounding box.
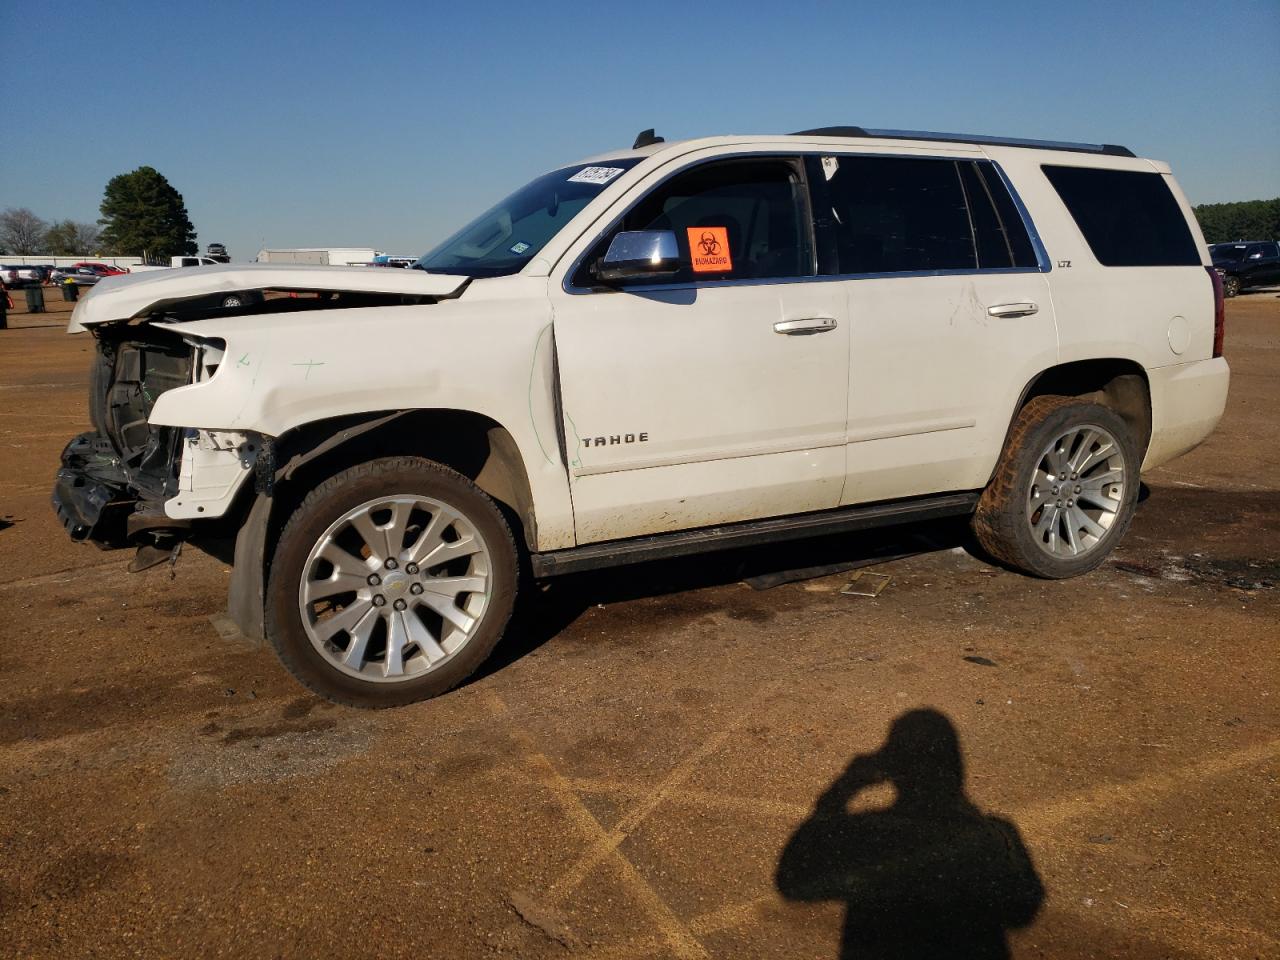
[841,571,892,597]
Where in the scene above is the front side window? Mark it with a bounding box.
[577,157,813,286]
[416,158,642,278]
[1042,165,1199,267]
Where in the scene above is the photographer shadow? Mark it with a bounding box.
[776,709,1043,959]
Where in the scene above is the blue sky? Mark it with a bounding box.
[2,0,1277,260]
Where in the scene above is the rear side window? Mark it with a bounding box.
[817,157,1039,275]
[957,163,1040,269]
[1041,166,1199,266]
[821,156,975,273]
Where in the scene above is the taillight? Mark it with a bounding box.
[1206,266,1225,358]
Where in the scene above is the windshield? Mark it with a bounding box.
[1211,244,1246,261]
[414,159,641,278]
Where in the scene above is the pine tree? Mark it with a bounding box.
[98,167,197,258]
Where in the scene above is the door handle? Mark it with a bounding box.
[987,302,1039,319]
[774,317,838,335]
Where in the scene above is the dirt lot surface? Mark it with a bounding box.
[1,291,1277,959]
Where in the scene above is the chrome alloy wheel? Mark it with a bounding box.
[1026,424,1127,559]
[298,495,492,682]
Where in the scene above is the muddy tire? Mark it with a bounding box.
[266,457,518,708]
[974,397,1140,579]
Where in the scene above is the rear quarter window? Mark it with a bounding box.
[1041,165,1200,267]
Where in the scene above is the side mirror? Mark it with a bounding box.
[594,230,680,283]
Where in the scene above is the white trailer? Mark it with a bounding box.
[255,247,383,266]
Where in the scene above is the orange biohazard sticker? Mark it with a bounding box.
[687,226,732,273]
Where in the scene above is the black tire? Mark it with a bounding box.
[265,456,518,708]
[220,290,263,309]
[973,396,1140,579]
[1222,274,1240,298]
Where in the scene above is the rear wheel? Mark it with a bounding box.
[974,397,1139,579]
[265,457,518,707]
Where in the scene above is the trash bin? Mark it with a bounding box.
[25,285,45,313]
[61,281,79,303]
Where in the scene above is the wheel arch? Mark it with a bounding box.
[997,359,1152,478]
[226,407,538,644]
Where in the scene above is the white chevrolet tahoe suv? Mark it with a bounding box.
[53,126,1230,707]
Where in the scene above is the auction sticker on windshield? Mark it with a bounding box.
[567,166,625,185]
[688,226,732,273]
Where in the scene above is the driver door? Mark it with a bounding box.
[550,155,851,544]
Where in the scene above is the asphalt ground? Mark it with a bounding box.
[1,289,1277,958]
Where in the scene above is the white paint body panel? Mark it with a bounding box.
[552,281,850,542]
[838,270,1058,504]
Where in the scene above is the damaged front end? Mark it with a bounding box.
[52,260,471,578]
[52,325,260,563]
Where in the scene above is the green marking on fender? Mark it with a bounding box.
[528,324,556,465]
[564,410,583,469]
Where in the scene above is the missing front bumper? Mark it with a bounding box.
[52,468,132,545]
[51,432,188,548]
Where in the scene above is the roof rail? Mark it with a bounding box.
[790,126,1136,158]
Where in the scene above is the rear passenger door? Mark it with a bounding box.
[808,153,1058,505]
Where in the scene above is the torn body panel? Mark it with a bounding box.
[67,262,470,332]
[141,280,573,549]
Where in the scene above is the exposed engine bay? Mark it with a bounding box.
[54,325,197,547]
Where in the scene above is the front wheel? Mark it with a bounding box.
[266,457,518,707]
[1222,274,1241,298]
[973,397,1140,579]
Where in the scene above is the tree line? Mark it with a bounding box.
[0,167,197,259]
[1193,198,1280,244]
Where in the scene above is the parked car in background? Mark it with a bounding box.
[51,266,105,287]
[368,255,417,268]
[72,262,128,276]
[1,264,45,287]
[1209,241,1280,297]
